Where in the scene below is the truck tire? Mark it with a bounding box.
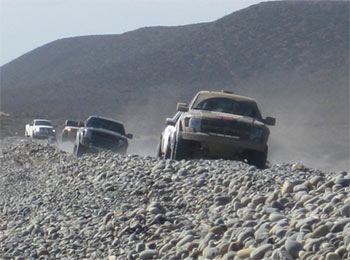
[156,139,162,158]
[172,138,189,160]
[247,147,268,169]
[73,142,85,157]
[156,137,171,159]
[164,142,171,159]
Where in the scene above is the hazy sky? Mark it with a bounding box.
[0,0,266,66]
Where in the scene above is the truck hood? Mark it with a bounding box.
[187,110,265,126]
[34,126,54,129]
[85,127,127,139]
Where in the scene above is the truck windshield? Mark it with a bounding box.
[86,117,125,135]
[65,120,79,127]
[35,120,52,126]
[192,97,262,120]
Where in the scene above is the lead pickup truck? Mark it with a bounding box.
[161,90,276,169]
[25,119,56,139]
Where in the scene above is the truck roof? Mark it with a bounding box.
[86,115,124,125]
[34,119,51,122]
[194,90,257,103]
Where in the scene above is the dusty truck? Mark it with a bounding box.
[25,119,56,139]
[73,116,133,157]
[161,90,276,168]
[61,120,84,142]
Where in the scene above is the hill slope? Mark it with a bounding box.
[0,1,349,171]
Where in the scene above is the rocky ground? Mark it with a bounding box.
[0,137,349,260]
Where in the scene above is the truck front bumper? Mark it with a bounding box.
[180,131,266,159]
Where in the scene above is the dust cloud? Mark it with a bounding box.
[238,71,349,172]
[57,139,74,154]
[53,72,349,173]
[122,72,350,173]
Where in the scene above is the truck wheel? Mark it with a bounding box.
[156,139,162,158]
[73,142,85,157]
[164,142,171,159]
[247,147,267,169]
[48,136,57,145]
[172,138,189,160]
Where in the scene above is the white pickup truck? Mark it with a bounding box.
[25,119,56,139]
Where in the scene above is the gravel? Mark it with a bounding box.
[0,137,349,259]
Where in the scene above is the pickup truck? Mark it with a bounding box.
[73,116,133,157]
[159,90,276,169]
[25,119,56,139]
[61,120,84,142]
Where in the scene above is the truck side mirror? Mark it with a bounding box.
[166,118,176,126]
[177,103,188,112]
[264,117,276,126]
[126,133,133,139]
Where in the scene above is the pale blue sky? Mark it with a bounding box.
[0,0,266,65]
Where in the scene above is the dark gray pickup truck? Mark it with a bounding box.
[73,116,133,157]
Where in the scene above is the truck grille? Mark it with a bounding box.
[38,128,54,135]
[201,119,250,140]
[89,131,122,150]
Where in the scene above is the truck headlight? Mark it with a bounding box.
[250,128,263,141]
[189,118,201,132]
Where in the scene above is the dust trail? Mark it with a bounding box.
[57,140,74,154]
